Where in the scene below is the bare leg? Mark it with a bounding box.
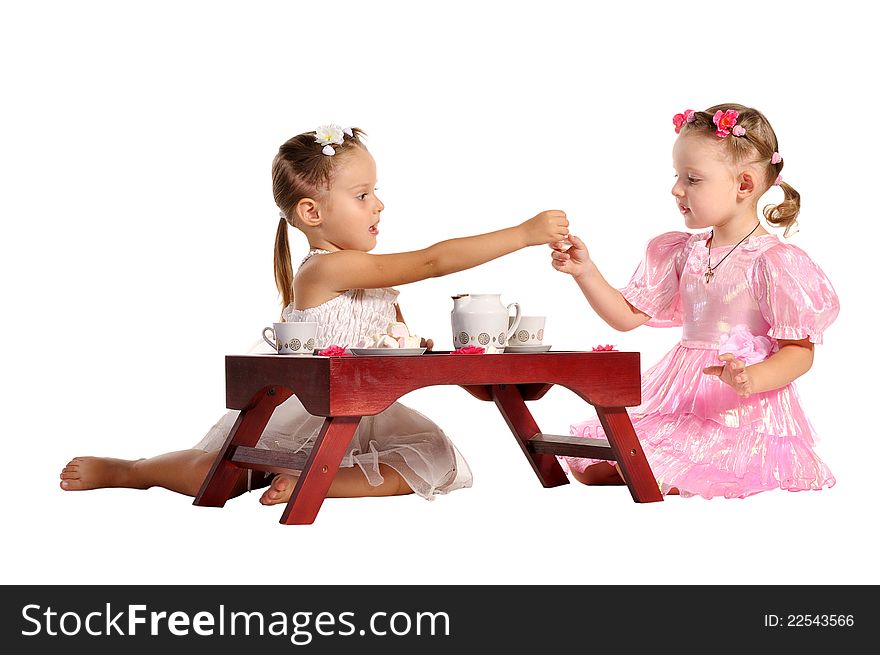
[570,462,679,495]
[260,464,413,506]
[60,449,249,498]
[570,462,626,486]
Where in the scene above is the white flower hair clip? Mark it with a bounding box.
[314,124,354,156]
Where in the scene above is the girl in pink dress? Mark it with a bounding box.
[550,103,839,499]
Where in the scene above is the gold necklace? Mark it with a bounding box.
[704,222,760,283]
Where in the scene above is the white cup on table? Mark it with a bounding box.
[262,322,318,355]
[508,315,546,346]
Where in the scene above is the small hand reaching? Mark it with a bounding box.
[521,210,569,246]
[702,353,753,397]
[550,234,591,277]
[420,337,434,351]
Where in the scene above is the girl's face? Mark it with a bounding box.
[671,134,744,230]
[318,147,384,252]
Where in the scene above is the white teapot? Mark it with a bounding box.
[451,294,521,353]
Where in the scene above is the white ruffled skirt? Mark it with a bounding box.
[193,396,473,500]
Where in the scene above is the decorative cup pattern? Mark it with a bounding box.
[509,316,546,345]
[263,322,318,354]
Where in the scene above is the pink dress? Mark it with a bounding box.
[564,231,840,499]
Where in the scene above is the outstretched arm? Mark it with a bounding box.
[550,235,650,332]
[702,338,814,396]
[306,210,569,293]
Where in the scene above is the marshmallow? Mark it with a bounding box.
[387,322,410,339]
[374,334,400,349]
[358,321,422,348]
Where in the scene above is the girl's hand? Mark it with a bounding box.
[550,234,591,277]
[520,210,569,246]
[702,353,753,397]
[419,337,434,351]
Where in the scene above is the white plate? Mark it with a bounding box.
[503,344,552,353]
[349,347,427,357]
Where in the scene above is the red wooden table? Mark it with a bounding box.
[194,351,662,524]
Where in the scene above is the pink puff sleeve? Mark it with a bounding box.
[620,231,691,327]
[750,243,840,344]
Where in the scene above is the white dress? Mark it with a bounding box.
[193,249,473,499]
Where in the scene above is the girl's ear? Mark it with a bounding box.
[295,198,322,227]
[737,171,756,199]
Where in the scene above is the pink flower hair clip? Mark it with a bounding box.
[712,109,746,138]
[771,152,782,164]
[672,109,696,134]
[774,174,783,186]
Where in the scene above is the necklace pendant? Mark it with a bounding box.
[704,268,714,283]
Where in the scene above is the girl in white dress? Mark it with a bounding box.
[60,125,569,507]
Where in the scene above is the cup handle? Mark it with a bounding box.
[505,303,522,340]
[262,326,277,350]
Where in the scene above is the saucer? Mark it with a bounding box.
[504,344,552,353]
[349,347,427,357]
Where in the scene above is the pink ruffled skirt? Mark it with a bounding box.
[562,343,835,499]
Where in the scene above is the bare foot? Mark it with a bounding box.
[59,457,146,491]
[259,474,300,506]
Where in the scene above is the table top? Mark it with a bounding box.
[224,350,641,416]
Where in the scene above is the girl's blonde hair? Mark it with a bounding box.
[680,104,799,234]
[271,128,367,311]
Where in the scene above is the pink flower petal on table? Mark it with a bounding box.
[452,345,485,354]
[318,344,352,356]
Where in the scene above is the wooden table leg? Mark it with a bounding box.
[595,406,663,503]
[491,384,569,488]
[194,386,293,507]
[279,416,361,525]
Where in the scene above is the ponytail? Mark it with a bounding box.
[270,126,368,316]
[273,215,294,315]
[763,179,800,237]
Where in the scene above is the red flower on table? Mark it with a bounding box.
[452,345,485,354]
[318,344,352,356]
[591,344,618,351]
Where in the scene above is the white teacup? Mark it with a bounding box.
[262,322,318,355]
[508,315,546,346]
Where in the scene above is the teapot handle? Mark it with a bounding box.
[505,303,522,341]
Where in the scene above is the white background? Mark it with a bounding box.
[2,0,877,586]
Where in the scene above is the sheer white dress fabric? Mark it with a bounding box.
[192,249,473,499]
